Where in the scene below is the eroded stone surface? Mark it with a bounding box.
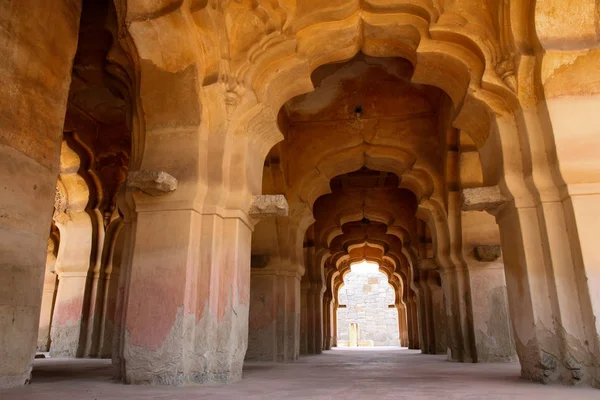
[474,245,502,262]
[127,170,178,196]
[249,195,289,219]
[462,186,508,212]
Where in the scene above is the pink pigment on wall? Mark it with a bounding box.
[126,276,182,350]
[53,296,84,325]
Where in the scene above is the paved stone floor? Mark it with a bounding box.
[2,347,599,399]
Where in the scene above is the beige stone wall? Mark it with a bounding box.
[338,272,399,346]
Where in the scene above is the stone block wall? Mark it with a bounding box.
[337,271,399,346]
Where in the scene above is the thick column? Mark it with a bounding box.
[247,268,301,362]
[323,293,333,350]
[0,0,81,387]
[96,220,124,358]
[407,296,420,349]
[111,191,136,379]
[300,280,309,354]
[462,211,515,362]
[536,7,600,384]
[307,287,324,354]
[417,271,436,354]
[122,208,251,384]
[332,298,338,347]
[428,274,448,354]
[397,302,409,347]
[50,210,93,357]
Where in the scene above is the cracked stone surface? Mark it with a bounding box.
[3,349,600,399]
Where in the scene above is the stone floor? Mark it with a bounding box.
[2,347,599,399]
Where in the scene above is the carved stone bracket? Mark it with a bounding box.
[474,245,502,262]
[462,186,508,212]
[127,170,178,196]
[248,194,289,219]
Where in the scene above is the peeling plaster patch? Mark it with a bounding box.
[542,49,600,98]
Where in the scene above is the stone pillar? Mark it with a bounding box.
[407,296,420,349]
[111,190,136,380]
[50,272,89,357]
[0,0,81,387]
[428,273,448,354]
[445,190,477,362]
[466,179,599,382]
[247,267,301,362]
[97,220,125,358]
[417,270,437,354]
[531,3,600,385]
[332,298,339,347]
[37,239,59,352]
[323,293,333,350]
[462,211,515,362]
[300,279,309,354]
[50,141,94,358]
[122,207,252,384]
[397,302,409,347]
[308,286,324,354]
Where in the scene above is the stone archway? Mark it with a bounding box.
[1,0,599,390]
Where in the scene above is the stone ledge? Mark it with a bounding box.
[248,194,288,219]
[127,170,178,196]
[462,186,507,211]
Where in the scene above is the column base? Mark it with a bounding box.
[0,373,31,389]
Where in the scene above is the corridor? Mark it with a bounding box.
[3,349,598,399]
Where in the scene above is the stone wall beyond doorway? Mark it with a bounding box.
[337,271,399,346]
